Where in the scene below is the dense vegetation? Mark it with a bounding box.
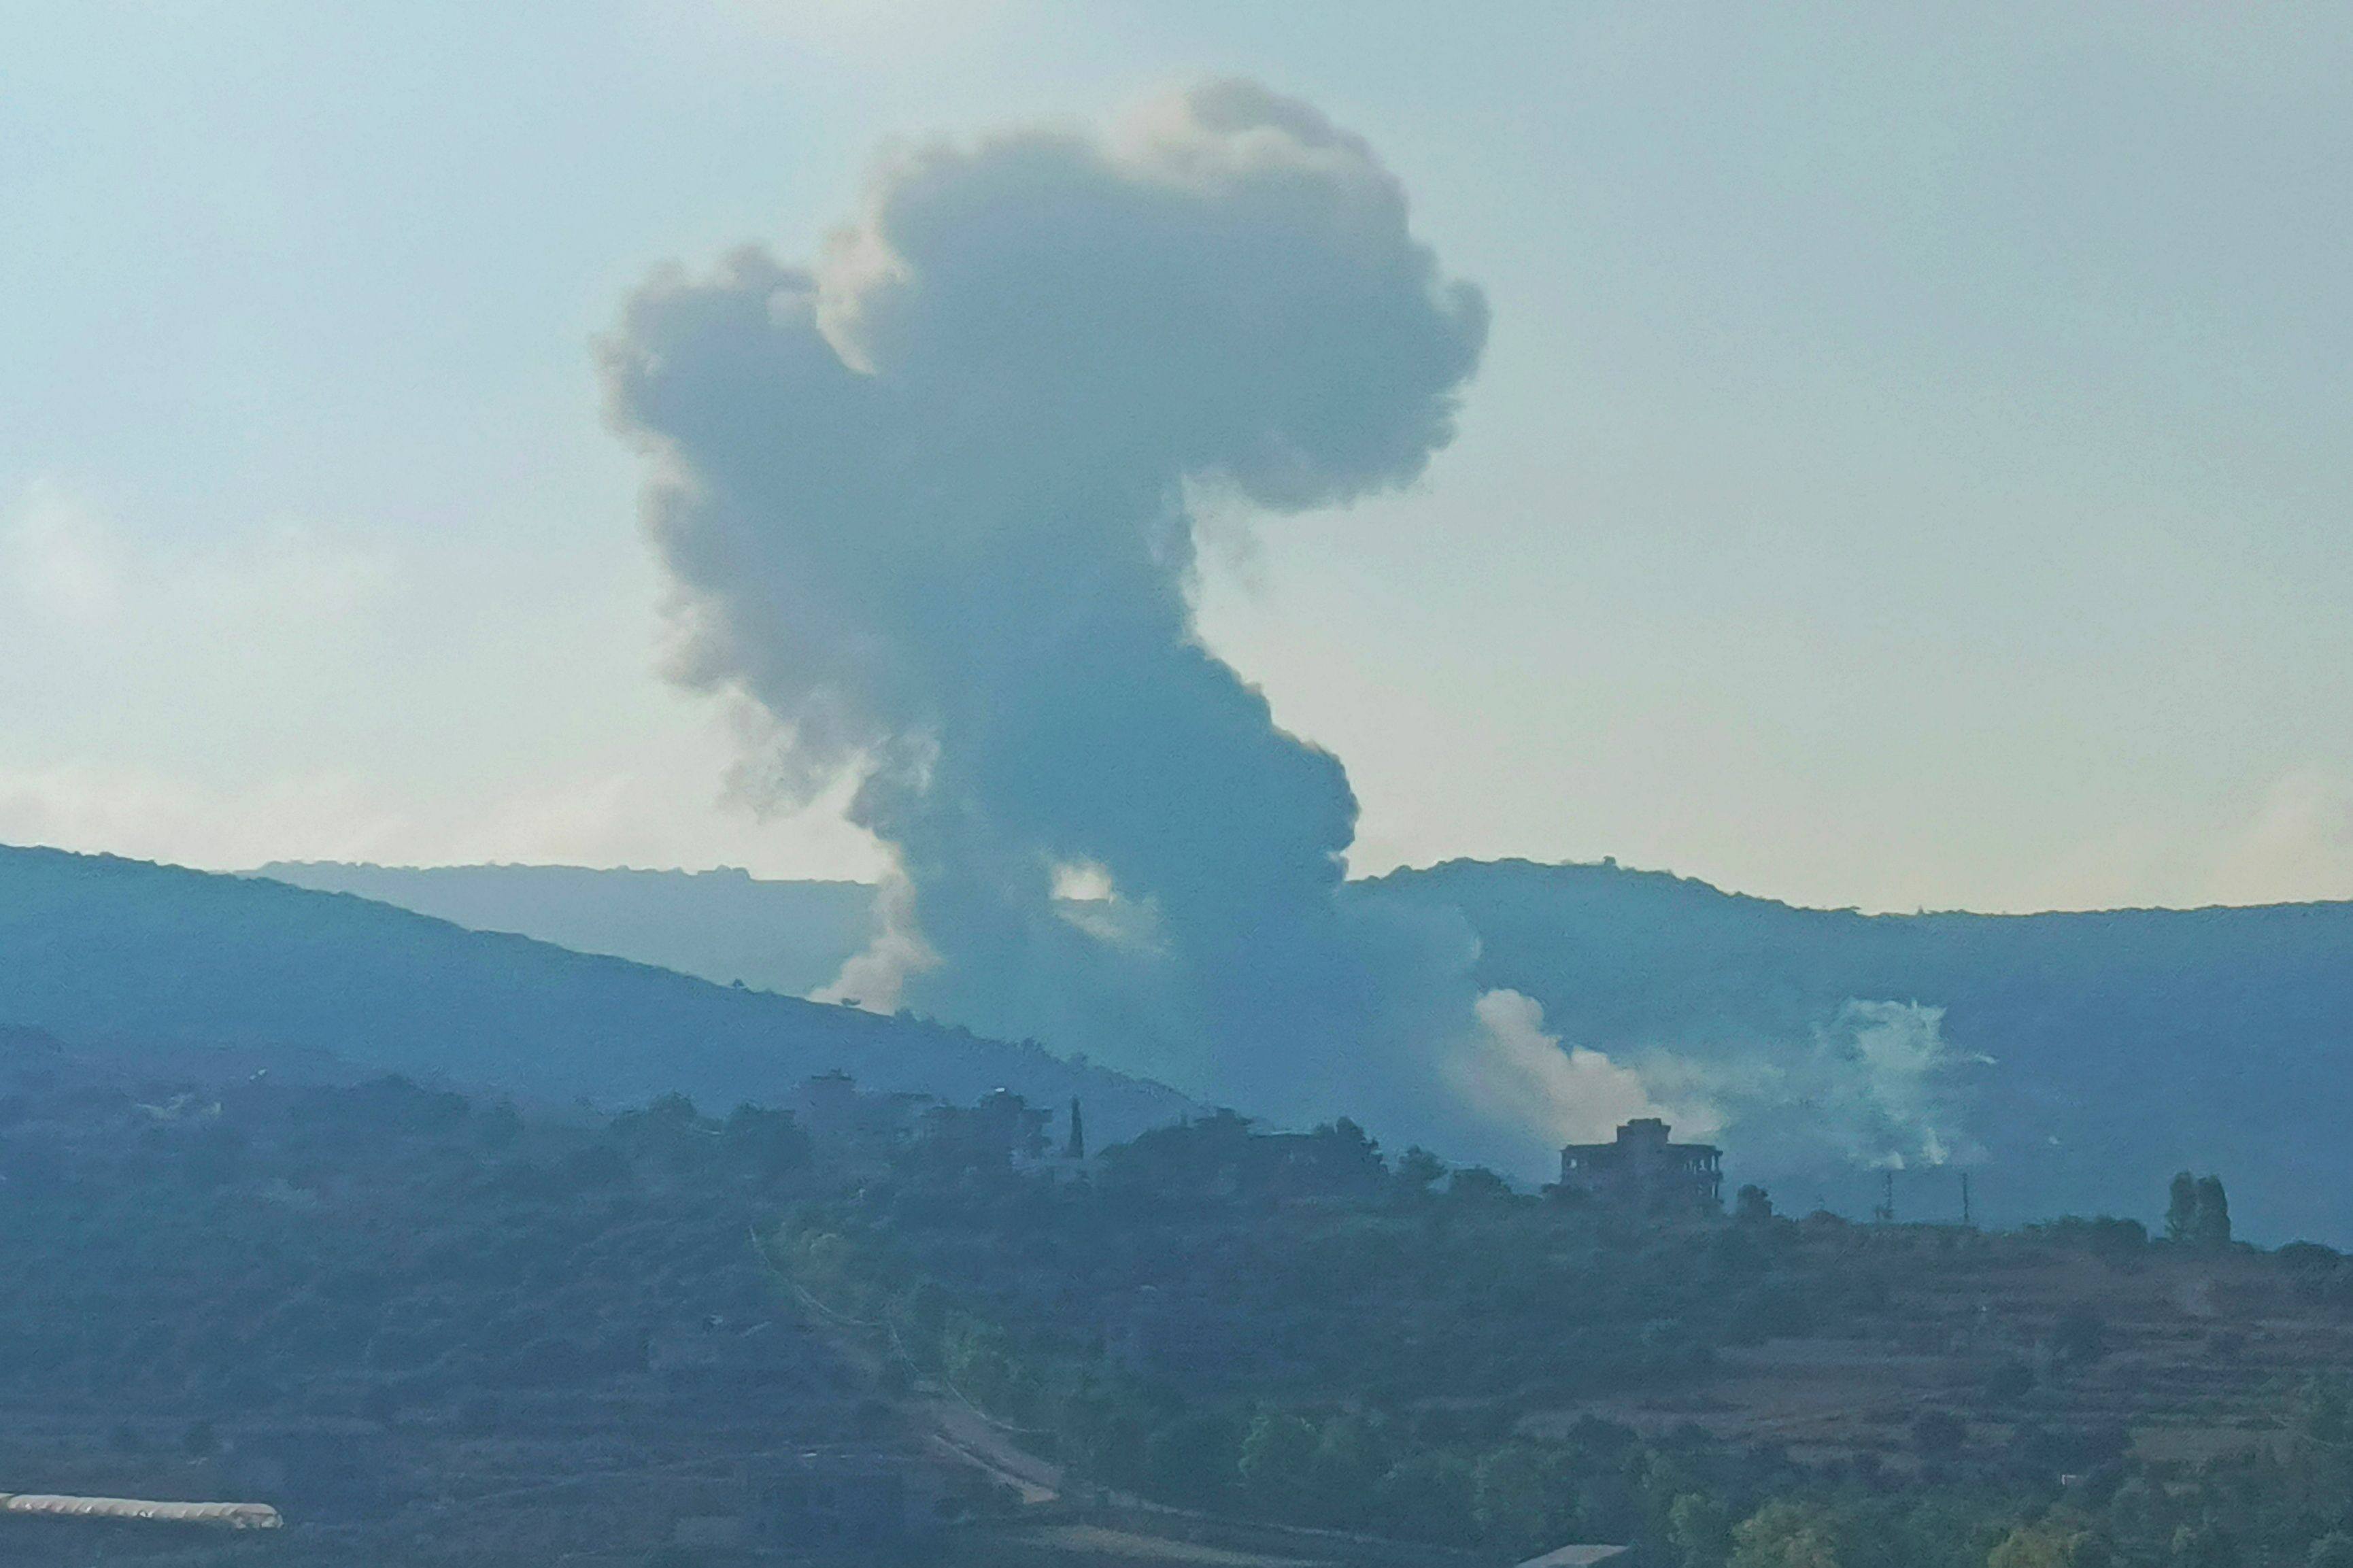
[777,1105,2353,1567]
[0,1075,800,1425]
[4,1027,2352,1565]
[0,1040,913,1566]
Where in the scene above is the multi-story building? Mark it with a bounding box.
[1557,1118,1723,1212]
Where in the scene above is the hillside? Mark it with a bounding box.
[6,1040,2349,1568]
[0,845,1189,1142]
[774,1101,2353,1568]
[0,1046,881,1567]
[258,858,2353,1242]
[1370,859,2353,1242]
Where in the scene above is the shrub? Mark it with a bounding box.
[1912,1409,1967,1459]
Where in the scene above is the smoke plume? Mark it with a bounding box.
[1634,1000,1992,1174]
[604,81,1503,1142]
[1447,989,1695,1149]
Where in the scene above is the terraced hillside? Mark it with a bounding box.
[1538,1220,2353,1471]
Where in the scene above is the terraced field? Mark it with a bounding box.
[1531,1224,2353,1467]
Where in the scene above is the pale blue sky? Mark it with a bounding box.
[3,1,2349,911]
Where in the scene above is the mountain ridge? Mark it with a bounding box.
[0,843,1190,1142]
[254,859,876,999]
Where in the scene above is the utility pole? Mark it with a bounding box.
[1960,1172,1973,1228]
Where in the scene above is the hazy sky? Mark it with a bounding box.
[4,1,2349,913]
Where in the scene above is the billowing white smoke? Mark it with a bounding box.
[1440,990,1991,1182]
[1636,1000,1992,1174]
[1446,989,1704,1150]
[603,80,1527,1151]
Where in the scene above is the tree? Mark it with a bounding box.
[1238,1410,1321,1518]
[1989,1527,2067,1568]
[1912,1409,1967,1459]
[1395,1146,1446,1196]
[1734,1184,1775,1225]
[1146,1411,1240,1509]
[724,1104,809,1177]
[2050,1310,2108,1368]
[1371,1451,1474,1542]
[2167,1523,2239,1568]
[1985,1360,2037,1402]
[1669,1491,1733,1568]
[2191,1176,2231,1248]
[1472,1444,1557,1554]
[2167,1173,2199,1243]
[1730,1501,1844,1568]
[2296,1377,2352,1445]
[2167,1172,2231,1250]
[1448,1166,1512,1201]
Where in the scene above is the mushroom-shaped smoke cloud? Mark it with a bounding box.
[605,80,1512,1146]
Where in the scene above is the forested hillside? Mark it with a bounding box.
[0,1042,997,1565]
[0,845,1189,1142]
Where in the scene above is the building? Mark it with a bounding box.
[790,1070,933,1150]
[919,1087,1052,1169]
[1557,1119,1723,1212]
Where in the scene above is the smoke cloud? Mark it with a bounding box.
[1636,1000,1992,1174]
[604,80,1503,1141]
[1448,989,1695,1150]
